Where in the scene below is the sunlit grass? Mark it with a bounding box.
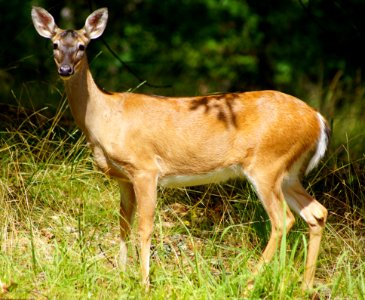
[0,101,364,299]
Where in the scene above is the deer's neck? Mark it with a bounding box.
[63,56,105,135]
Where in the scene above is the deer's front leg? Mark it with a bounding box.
[132,171,158,288]
[118,180,136,269]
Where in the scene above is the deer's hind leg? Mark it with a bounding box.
[245,166,296,271]
[282,173,327,290]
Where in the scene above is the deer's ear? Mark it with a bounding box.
[31,7,57,39]
[84,8,108,39]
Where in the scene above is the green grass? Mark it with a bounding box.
[0,100,364,299]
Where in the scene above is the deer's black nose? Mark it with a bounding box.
[58,64,74,77]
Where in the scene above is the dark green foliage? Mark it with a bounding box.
[1,0,365,99]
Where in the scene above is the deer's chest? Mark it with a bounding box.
[91,143,132,180]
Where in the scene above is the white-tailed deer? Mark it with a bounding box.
[31,6,329,291]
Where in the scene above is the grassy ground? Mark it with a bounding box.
[0,100,364,299]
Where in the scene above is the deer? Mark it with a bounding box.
[31,6,329,292]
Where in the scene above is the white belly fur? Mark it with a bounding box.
[159,164,243,188]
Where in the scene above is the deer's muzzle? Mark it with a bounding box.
[58,64,74,77]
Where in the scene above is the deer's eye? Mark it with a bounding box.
[78,44,85,51]
[53,43,58,50]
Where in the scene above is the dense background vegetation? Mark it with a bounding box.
[1,0,365,101]
[0,0,364,298]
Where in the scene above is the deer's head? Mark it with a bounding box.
[31,7,108,78]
